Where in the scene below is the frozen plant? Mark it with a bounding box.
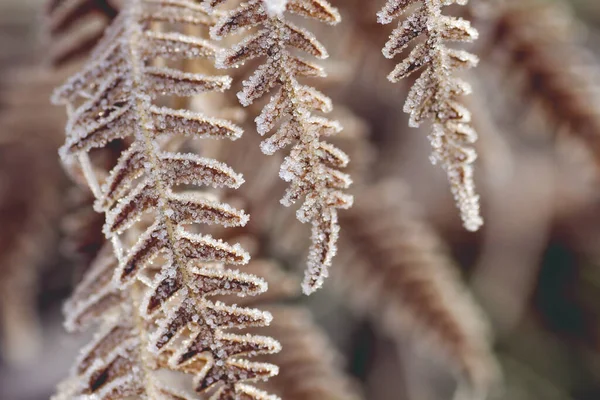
[378,0,483,231]
[51,0,280,398]
[205,0,353,295]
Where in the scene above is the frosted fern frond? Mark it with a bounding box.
[206,0,353,295]
[377,0,483,232]
[62,244,123,332]
[58,247,282,399]
[55,305,210,400]
[51,0,280,397]
[336,181,499,399]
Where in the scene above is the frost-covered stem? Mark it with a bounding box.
[271,17,339,294]
[421,0,483,231]
[271,19,320,187]
[125,0,199,289]
[378,0,482,230]
[73,155,157,394]
[131,283,157,395]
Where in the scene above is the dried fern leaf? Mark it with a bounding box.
[489,0,600,168]
[377,0,483,232]
[206,0,353,295]
[60,248,282,399]
[52,0,280,397]
[258,306,363,400]
[55,304,206,400]
[336,181,499,399]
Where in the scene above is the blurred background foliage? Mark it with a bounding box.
[2,0,600,400]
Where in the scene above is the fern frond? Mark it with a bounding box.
[205,0,353,295]
[56,304,206,400]
[336,181,499,399]
[52,0,280,397]
[490,0,600,167]
[377,0,483,232]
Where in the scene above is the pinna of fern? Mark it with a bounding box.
[204,0,353,295]
[377,0,483,232]
[51,0,281,398]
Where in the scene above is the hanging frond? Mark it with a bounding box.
[57,245,282,399]
[489,0,600,168]
[51,0,280,397]
[377,0,483,231]
[55,305,203,400]
[206,0,353,295]
[335,181,499,399]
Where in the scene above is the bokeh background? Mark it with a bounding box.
[2,0,600,399]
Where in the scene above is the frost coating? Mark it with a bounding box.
[51,0,280,398]
[209,0,352,295]
[377,0,483,231]
[263,0,289,17]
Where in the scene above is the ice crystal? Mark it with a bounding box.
[263,0,288,17]
[377,0,483,231]
[208,0,352,295]
[51,0,280,398]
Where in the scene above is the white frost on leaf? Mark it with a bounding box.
[51,0,281,397]
[263,0,289,17]
[212,0,351,295]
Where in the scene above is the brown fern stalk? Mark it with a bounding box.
[377,0,483,231]
[205,0,353,295]
[51,0,280,398]
[335,181,499,400]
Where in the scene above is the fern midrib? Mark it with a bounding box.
[131,282,157,397]
[271,16,328,199]
[424,0,452,126]
[421,0,466,170]
[126,0,197,289]
[124,0,209,389]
